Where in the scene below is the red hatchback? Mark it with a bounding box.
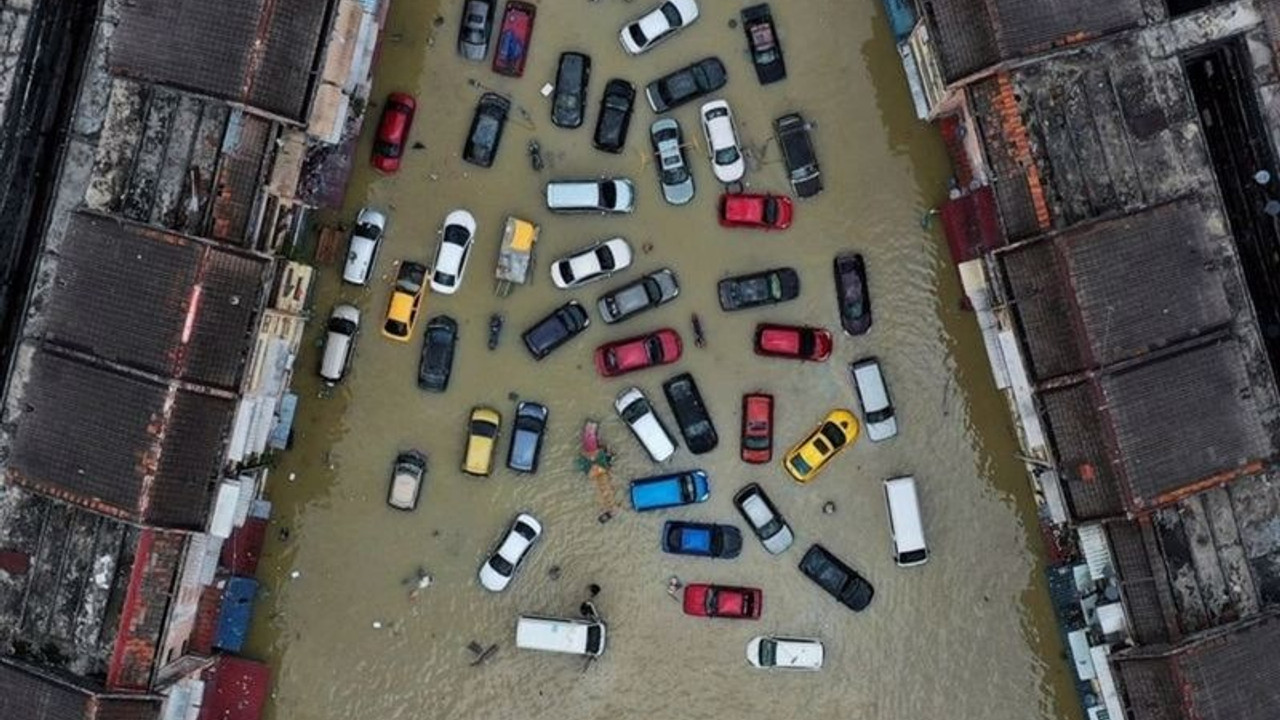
[371,92,416,173]
[492,1,536,77]
[741,393,774,464]
[683,583,762,619]
[754,323,833,362]
[594,329,682,377]
[718,193,793,230]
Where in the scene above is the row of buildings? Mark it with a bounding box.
[0,0,390,717]
[887,0,1280,717]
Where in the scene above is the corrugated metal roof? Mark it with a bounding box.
[0,657,160,720]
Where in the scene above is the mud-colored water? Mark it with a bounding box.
[246,1,1081,719]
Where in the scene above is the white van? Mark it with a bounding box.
[515,615,607,657]
[883,476,928,567]
[319,304,360,385]
[850,357,897,441]
[546,178,635,214]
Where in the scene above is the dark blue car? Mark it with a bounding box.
[662,521,743,559]
[630,470,709,511]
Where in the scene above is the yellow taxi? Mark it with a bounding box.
[783,409,859,483]
[381,260,427,341]
[463,406,502,476]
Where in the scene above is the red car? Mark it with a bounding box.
[683,583,762,619]
[371,92,416,173]
[741,393,774,464]
[718,193,793,230]
[594,329,682,377]
[754,323,833,362]
[492,1,536,77]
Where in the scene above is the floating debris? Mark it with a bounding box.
[822,501,837,515]
[289,570,301,579]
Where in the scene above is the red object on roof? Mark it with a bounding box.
[221,517,267,576]
[0,550,29,575]
[940,185,1003,265]
[199,656,271,720]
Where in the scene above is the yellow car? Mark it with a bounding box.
[382,260,427,341]
[463,406,502,476]
[783,409,859,483]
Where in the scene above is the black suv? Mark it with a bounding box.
[464,92,510,167]
[645,57,726,113]
[418,315,458,391]
[662,372,718,454]
[593,79,635,153]
[774,112,822,197]
[522,301,590,360]
[799,544,874,612]
[552,52,591,129]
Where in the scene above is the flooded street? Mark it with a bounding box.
[246,0,1080,718]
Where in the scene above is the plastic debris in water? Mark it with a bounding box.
[289,570,301,579]
[372,621,384,629]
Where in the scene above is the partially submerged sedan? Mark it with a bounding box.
[430,209,477,295]
[594,329,682,378]
[753,323,832,362]
[682,583,762,620]
[551,52,591,129]
[522,300,591,360]
[615,387,678,462]
[799,544,874,612]
[463,93,510,168]
[387,450,428,511]
[700,100,745,184]
[783,409,858,483]
[417,315,458,392]
[479,513,543,592]
[834,252,872,335]
[662,372,717,454]
[746,637,824,670]
[719,193,792,230]
[717,267,799,311]
[551,238,633,289]
[594,79,635,153]
[662,521,742,559]
[741,4,786,85]
[507,401,548,473]
[371,92,415,173]
[597,268,680,324]
[646,56,726,113]
[650,118,695,205]
[342,207,386,285]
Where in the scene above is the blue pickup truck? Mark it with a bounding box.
[630,470,710,511]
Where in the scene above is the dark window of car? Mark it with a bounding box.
[758,638,777,666]
[328,317,357,335]
[681,475,696,502]
[489,554,514,577]
[384,319,409,337]
[703,587,718,614]
[600,182,617,207]
[628,24,647,46]
[763,198,778,225]
[867,407,894,424]
[514,521,537,540]
[471,419,498,438]
[744,433,770,451]
[375,140,400,158]
[433,270,457,287]
[621,398,651,424]
[812,437,830,455]
[444,225,470,245]
[354,221,382,240]
[557,260,576,284]
[642,278,663,303]
[659,1,682,25]
[597,246,616,271]
[820,422,847,447]
[715,145,740,165]
[645,335,664,362]
[789,455,812,475]
[798,331,816,357]
[586,625,603,653]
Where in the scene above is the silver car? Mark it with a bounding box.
[457,0,494,61]
[650,119,694,205]
[597,268,680,324]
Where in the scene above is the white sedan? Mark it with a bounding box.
[619,0,699,55]
[429,209,477,295]
[700,100,745,184]
[551,238,633,289]
[342,207,386,285]
[746,636,824,670]
[479,513,543,592]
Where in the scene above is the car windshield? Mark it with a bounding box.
[866,407,893,424]
[464,24,486,43]
[661,161,688,185]
[645,336,664,361]
[328,317,357,335]
[621,398,651,424]
[514,521,537,540]
[354,221,382,239]
[642,278,663,302]
[798,331,816,357]
[660,2,681,25]
[628,24,647,46]
[715,145,740,165]
[820,422,847,447]
[384,319,408,337]
[597,246,616,271]
[845,298,865,318]
[433,270,456,286]
[600,182,617,206]
[812,437,830,455]
[789,455,812,475]
[759,638,777,666]
[704,588,719,614]
[443,225,470,245]
[374,140,400,158]
[586,625,603,653]
[680,475,696,501]
[763,197,778,225]
[557,260,576,283]
[489,554,514,577]
[744,434,770,451]
[470,419,498,438]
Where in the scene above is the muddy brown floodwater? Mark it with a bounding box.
[246,1,1082,718]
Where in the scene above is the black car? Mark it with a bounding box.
[507,401,548,473]
[741,4,786,84]
[662,372,717,454]
[463,92,510,167]
[418,315,458,391]
[522,300,591,360]
[552,52,591,129]
[593,79,635,153]
[645,57,727,113]
[717,267,800,311]
[597,268,680,324]
[457,0,495,61]
[798,544,875,612]
[834,253,872,335]
[775,112,822,198]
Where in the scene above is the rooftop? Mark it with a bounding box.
[0,657,160,720]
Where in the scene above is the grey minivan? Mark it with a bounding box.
[545,179,635,214]
[597,268,680,323]
[507,401,549,473]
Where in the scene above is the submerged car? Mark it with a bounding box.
[463,406,502,476]
[597,268,680,324]
[850,357,897,441]
[620,0,699,55]
[700,100,745,184]
[382,261,427,342]
[741,4,786,84]
[319,304,360,385]
[387,450,428,511]
[507,401,548,473]
[740,393,774,464]
[371,92,416,173]
[662,372,717,454]
[662,521,742,559]
[464,93,510,168]
[733,483,793,555]
[747,637,824,670]
[492,1,536,77]
[546,178,636,214]
[630,470,709,511]
[717,268,800,311]
[551,238,633,289]
[719,193,792,230]
[522,300,591,360]
[479,513,543,591]
[783,409,858,483]
[342,207,386,285]
[430,209,477,294]
[457,0,495,61]
[650,118,695,205]
[646,57,726,113]
[834,252,872,335]
[753,323,832,362]
[682,583,761,619]
[594,329,682,378]
[417,315,458,392]
[594,79,636,153]
[552,51,591,129]
[775,112,823,198]
[799,544,874,612]
[615,387,678,462]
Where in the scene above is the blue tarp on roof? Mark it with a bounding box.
[214,576,259,653]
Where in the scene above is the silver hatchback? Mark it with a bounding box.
[650,118,695,206]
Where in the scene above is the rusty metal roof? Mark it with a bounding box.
[108,0,331,121]
[0,657,160,720]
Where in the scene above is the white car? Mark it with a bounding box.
[700,100,745,184]
[614,387,676,462]
[342,207,386,285]
[479,513,543,592]
[746,637,824,670]
[430,209,477,295]
[619,0,699,55]
[551,238,633,289]
[733,483,794,555]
